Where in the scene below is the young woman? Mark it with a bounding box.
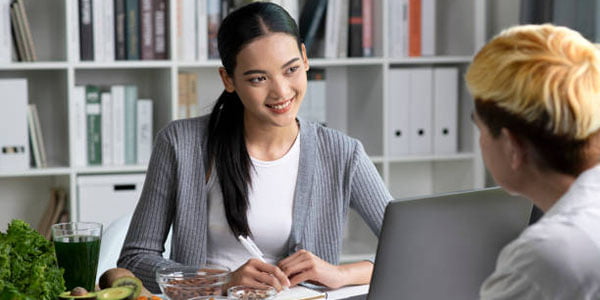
[118,2,392,293]
[466,24,600,298]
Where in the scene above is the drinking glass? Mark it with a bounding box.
[51,222,102,291]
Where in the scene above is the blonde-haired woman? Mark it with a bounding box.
[466,24,600,299]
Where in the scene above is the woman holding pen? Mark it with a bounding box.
[118,2,392,293]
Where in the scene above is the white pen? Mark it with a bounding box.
[238,235,266,262]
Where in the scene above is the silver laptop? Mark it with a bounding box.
[367,187,532,300]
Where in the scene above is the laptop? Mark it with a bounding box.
[367,187,532,300]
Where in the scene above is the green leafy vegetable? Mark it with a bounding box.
[0,219,65,300]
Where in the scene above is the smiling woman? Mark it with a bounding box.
[117,1,393,295]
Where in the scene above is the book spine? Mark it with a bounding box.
[111,85,125,165]
[101,92,113,165]
[177,72,189,119]
[114,0,127,60]
[125,0,140,60]
[408,0,422,57]
[79,0,94,61]
[15,0,35,61]
[136,99,153,164]
[0,0,11,63]
[421,0,435,56]
[73,86,87,166]
[124,85,137,164]
[324,0,338,58]
[9,3,25,61]
[348,0,363,57]
[70,0,80,61]
[31,104,47,167]
[85,85,102,165]
[206,0,220,59]
[196,0,207,61]
[92,0,105,61]
[178,0,195,61]
[361,0,373,57]
[337,0,349,58]
[140,0,154,60]
[26,104,41,167]
[103,0,115,61]
[153,0,167,59]
[188,72,198,117]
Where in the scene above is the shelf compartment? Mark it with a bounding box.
[20,0,67,62]
[0,69,70,167]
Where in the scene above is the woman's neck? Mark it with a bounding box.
[244,119,299,161]
[517,168,576,212]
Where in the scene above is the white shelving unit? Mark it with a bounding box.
[0,0,500,262]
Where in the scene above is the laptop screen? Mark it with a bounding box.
[368,187,532,300]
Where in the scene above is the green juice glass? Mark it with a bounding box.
[51,222,102,292]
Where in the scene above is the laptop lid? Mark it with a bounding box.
[367,187,532,300]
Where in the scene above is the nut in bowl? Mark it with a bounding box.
[227,286,277,300]
[156,265,230,300]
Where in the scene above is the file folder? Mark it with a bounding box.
[0,79,29,172]
[408,68,433,154]
[387,69,411,156]
[433,67,458,154]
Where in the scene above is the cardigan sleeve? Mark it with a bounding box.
[348,141,393,238]
[117,127,182,292]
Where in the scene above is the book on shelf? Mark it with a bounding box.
[140,0,154,60]
[114,0,126,60]
[207,0,221,59]
[0,0,11,63]
[298,0,327,57]
[79,0,94,61]
[177,72,199,119]
[137,99,153,165]
[9,0,36,62]
[362,0,373,57]
[348,0,363,57]
[389,0,436,58]
[26,104,47,168]
[196,0,208,61]
[177,0,196,61]
[37,187,68,240]
[125,0,140,60]
[153,0,168,59]
[76,84,153,167]
[124,85,138,164]
[86,85,102,165]
[101,92,113,166]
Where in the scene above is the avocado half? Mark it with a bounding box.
[58,291,97,299]
[95,287,134,300]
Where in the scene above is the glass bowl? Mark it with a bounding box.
[156,265,230,300]
[227,286,277,300]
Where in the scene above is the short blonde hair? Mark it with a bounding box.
[466,24,600,141]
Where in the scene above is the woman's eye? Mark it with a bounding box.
[286,66,300,74]
[249,76,267,83]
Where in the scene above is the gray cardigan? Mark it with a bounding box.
[118,115,392,292]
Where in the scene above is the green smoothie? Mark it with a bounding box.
[54,235,101,291]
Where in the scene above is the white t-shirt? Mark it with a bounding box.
[206,134,300,270]
[480,164,600,299]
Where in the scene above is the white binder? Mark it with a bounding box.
[387,69,411,156]
[408,68,433,154]
[0,79,29,172]
[433,67,458,154]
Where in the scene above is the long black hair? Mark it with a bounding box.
[207,2,302,238]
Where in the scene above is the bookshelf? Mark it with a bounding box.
[0,0,511,263]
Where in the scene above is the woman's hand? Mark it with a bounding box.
[225,258,291,292]
[277,250,345,289]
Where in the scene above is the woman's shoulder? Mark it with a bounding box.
[157,114,211,140]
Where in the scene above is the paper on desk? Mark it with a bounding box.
[325,284,369,299]
[274,286,325,300]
